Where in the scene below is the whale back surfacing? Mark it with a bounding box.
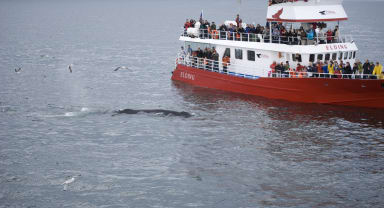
[115,109,192,118]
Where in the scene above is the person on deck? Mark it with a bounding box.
[369,62,375,79]
[352,62,358,77]
[373,62,383,79]
[344,62,352,79]
[322,61,329,77]
[306,26,315,45]
[334,61,342,78]
[235,14,241,29]
[222,55,230,72]
[270,61,277,77]
[212,49,219,72]
[333,26,340,43]
[179,46,186,62]
[328,61,335,78]
[318,27,326,44]
[363,59,370,79]
[326,29,333,44]
[187,45,192,56]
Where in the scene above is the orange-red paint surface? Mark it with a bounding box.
[172,64,384,108]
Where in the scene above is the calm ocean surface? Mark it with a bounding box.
[1,0,384,207]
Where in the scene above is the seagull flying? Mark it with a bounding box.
[114,66,129,71]
[62,174,81,191]
[68,64,73,73]
[15,67,22,73]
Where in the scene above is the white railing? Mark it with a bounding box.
[176,55,264,79]
[176,55,381,80]
[269,72,379,79]
[182,28,354,45]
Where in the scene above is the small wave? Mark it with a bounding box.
[44,107,109,118]
[0,105,15,113]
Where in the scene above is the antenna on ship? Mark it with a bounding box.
[236,0,242,15]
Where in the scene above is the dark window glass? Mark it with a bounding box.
[247,50,255,61]
[353,51,356,59]
[325,53,330,61]
[235,49,243,60]
[349,52,352,59]
[224,48,231,58]
[317,54,323,61]
[292,54,296,62]
[309,54,315,62]
[339,52,343,60]
[344,52,348,60]
[332,53,337,60]
[296,54,302,62]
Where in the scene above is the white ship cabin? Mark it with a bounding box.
[179,0,358,78]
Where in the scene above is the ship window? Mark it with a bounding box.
[317,54,323,61]
[332,53,337,61]
[349,52,353,59]
[235,49,243,60]
[325,53,330,61]
[338,52,342,60]
[344,52,348,60]
[309,54,315,62]
[353,51,356,59]
[247,50,255,61]
[292,54,302,62]
[223,48,230,58]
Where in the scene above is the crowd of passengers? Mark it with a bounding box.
[270,60,384,79]
[184,15,340,45]
[179,46,228,72]
[269,0,308,6]
[178,45,384,79]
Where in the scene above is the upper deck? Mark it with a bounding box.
[267,0,348,22]
[180,29,357,54]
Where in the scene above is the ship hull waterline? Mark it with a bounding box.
[172,64,384,109]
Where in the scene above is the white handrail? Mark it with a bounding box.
[182,28,353,45]
[176,55,381,80]
[176,55,264,78]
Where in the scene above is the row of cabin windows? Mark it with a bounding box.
[226,48,356,63]
[309,51,356,63]
[224,48,253,61]
[228,48,256,61]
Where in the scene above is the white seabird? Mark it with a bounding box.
[114,66,129,71]
[62,174,81,191]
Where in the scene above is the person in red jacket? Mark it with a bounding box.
[326,29,333,43]
[270,61,277,77]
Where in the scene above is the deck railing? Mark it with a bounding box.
[182,28,353,45]
[176,55,381,80]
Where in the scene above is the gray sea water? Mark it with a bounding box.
[1,0,384,207]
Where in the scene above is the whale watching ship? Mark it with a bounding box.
[171,0,384,108]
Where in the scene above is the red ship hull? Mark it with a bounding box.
[172,64,384,109]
